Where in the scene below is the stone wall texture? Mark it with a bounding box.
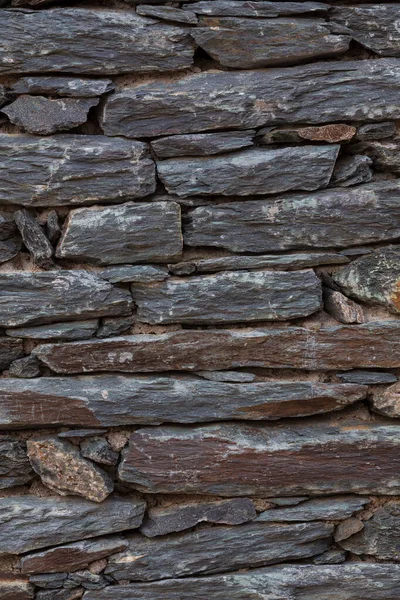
[0,1,399,599]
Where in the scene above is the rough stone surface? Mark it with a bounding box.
[96,316,133,339]
[14,209,53,268]
[0,270,131,327]
[0,134,155,207]
[333,246,400,314]
[157,146,339,197]
[12,76,115,97]
[371,381,400,418]
[6,321,99,341]
[56,202,182,265]
[100,265,169,284]
[9,355,41,378]
[0,437,33,489]
[330,154,373,187]
[257,123,356,145]
[27,437,114,502]
[132,270,322,324]
[0,578,34,600]
[46,211,61,245]
[137,5,198,24]
[323,288,364,324]
[184,182,400,252]
[100,59,400,137]
[334,517,364,542]
[337,370,397,386]
[0,337,24,371]
[356,121,396,141]
[0,377,366,428]
[187,1,330,17]
[151,130,254,158]
[140,498,256,537]
[33,321,400,373]
[192,17,350,69]
[80,438,119,466]
[20,536,128,575]
[119,421,400,495]
[106,521,333,581]
[257,496,368,522]
[0,9,194,74]
[3,96,99,135]
[355,140,400,174]
[0,495,145,554]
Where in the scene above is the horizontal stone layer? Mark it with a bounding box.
[12,76,115,97]
[6,320,99,341]
[0,578,33,600]
[157,146,339,197]
[0,271,131,328]
[0,9,194,74]
[132,270,322,324]
[100,59,400,137]
[184,182,400,252]
[257,496,368,522]
[33,321,400,373]
[106,521,333,581]
[187,1,330,17]
[0,377,366,428]
[83,563,400,599]
[56,202,182,265]
[119,421,400,495]
[0,495,145,554]
[0,134,155,207]
[151,130,255,158]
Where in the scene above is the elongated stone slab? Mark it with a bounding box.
[33,321,400,374]
[100,59,400,137]
[193,17,350,69]
[56,202,182,265]
[184,182,400,252]
[0,437,33,489]
[339,500,400,560]
[6,320,99,341]
[0,9,194,75]
[257,496,368,522]
[137,5,198,24]
[0,377,366,428]
[332,5,400,56]
[100,265,169,284]
[333,246,400,313]
[119,421,400,495]
[188,1,330,17]
[133,270,321,323]
[0,495,145,554]
[0,271,131,328]
[0,134,155,207]
[83,563,400,600]
[151,130,254,158]
[12,76,114,97]
[140,498,256,537]
[338,370,397,385]
[0,578,33,600]
[106,521,333,581]
[157,146,339,197]
[21,536,128,575]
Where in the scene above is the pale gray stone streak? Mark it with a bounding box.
[187,1,330,17]
[0,9,194,74]
[12,77,115,97]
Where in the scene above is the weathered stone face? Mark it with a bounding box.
[187,1,330,17]
[151,130,255,158]
[0,578,34,600]
[12,76,115,97]
[0,9,194,74]
[0,437,33,489]
[256,496,369,522]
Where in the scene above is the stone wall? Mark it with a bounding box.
[0,1,399,599]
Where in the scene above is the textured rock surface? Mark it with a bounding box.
[0,9,194,74]
[27,437,114,502]
[187,1,330,17]
[338,370,397,385]
[330,154,373,187]
[257,496,368,522]
[371,381,400,418]
[0,578,34,600]
[0,271,131,327]
[140,498,256,537]
[151,130,254,158]
[157,146,339,196]
[323,288,364,324]
[12,76,114,97]
[0,437,33,488]
[56,202,182,265]
[100,265,169,284]
[0,377,366,428]
[33,321,400,373]
[132,270,322,323]
[9,355,41,378]
[6,321,99,341]
[14,209,53,268]
[0,337,24,370]
[119,421,400,495]
[137,5,198,24]
[184,182,400,252]
[106,521,333,580]
[100,59,400,137]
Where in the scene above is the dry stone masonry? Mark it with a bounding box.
[0,1,399,599]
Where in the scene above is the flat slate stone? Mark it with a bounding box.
[83,563,400,599]
[21,536,128,575]
[140,498,256,537]
[137,5,198,24]
[33,321,400,373]
[337,370,397,385]
[333,246,400,313]
[132,270,322,324]
[0,437,33,489]
[0,495,145,554]
[119,421,400,495]
[356,121,396,141]
[184,182,400,252]
[151,130,254,158]
[100,265,169,284]
[192,17,350,69]
[0,134,155,207]
[339,500,400,560]
[0,377,366,428]
[332,5,400,56]
[157,146,339,197]
[12,76,115,97]
[0,9,194,75]
[257,496,368,522]
[6,320,99,341]
[188,1,329,17]
[106,521,333,581]
[56,202,182,265]
[100,58,400,137]
[0,270,131,328]
[0,578,33,600]
[80,437,119,466]
[27,437,114,503]
[195,370,256,383]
